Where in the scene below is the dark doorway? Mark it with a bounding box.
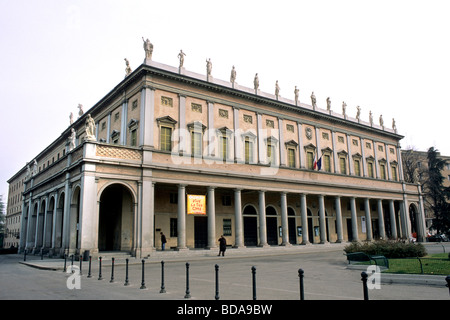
[346,218,353,241]
[244,217,258,246]
[266,206,278,245]
[288,207,296,244]
[307,209,314,243]
[194,216,208,248]
[99,184,134,252]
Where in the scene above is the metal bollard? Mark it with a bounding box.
[446,275,450,296]
[63,254,67,272]
[124,258,129,286]
[41,249,44,260]
[110,257,115,283]
[70,254,74,272]
[215,264,220,300]
[361,271,369,300]
[184,262,191,299]
[87,256,92,278]
[298,269,305,300]
[79,255,83,276]
[252,266,257,300]
[23,249,27,261]
[140,259,146,289]
[160,261,166,293]
[98,256,103,280]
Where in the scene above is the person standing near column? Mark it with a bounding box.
[160,232,167,251]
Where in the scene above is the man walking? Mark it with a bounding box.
[160,232,167,251]
[218,235,227,257]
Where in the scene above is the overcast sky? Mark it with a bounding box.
[1,0,449,200]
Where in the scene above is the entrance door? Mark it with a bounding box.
[288,218,296,244]
[99,184,134,252]
[194,216,208,248]
[266,217,278,245]
[244,217,258,246]
[346,218,353,241]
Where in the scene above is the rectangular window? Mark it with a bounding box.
[221,136,228,160]
[391,166,398,181]
[267,143,275,165]
[191,132,202,156]
[380,164,386,180]
[160,127,172,151]
[324,154,331,172]
[222,195,231,206]
[307,151,314,170]
[354,159,361,176]
[340,157,347,174]
[223,219,232,236]
[368,162,374,178]
[245,138,253,164]
[170,218,178,237]
[288,148,295,168]
[130,129,137,147]
[169,193,178,204]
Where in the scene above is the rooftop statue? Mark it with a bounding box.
[124,58,132,77]
[275,80,280,99]
[392,118,397,132]
[69,112,74,125]
[142,37,153,60]
[379,114,384,127]
[84,114,96,141]
[230,65,236,84]
[206,58,212,76]
[78,104,84,117]
[311,92,317,109]
[253,73,259,91]
[326,97,331,111]
[294,86,299,105]
[342,101,347,117]
[68,128,76,151]
[178,50,186,68]
[356,106,361,121]
[369,111,373,126]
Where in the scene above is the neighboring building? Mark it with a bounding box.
[7,43,426,258]
[401,149,450,234]
[4,170,27,249]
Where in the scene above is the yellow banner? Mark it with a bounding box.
[187,194,206,215]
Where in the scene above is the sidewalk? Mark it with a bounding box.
[19,242,348,270]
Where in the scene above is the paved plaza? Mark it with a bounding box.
[0,243,449,301]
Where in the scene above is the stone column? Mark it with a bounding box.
[140,179,155,257]
[335,196,344,243]
[79,170,98,255]
[234,189,245,248]
[177,185,187,249]
[364,198,373,241]
[207,187,216,249]
[50,193,58,254]
[297,123,305,169]
[300,194,309,245]
[178,95,187,155]
[389,200,397,239]
[280,192,290,246]
[278,118,286,167]
[139,86,155,147]
[258,190,268,247]
[377,199,386,240]
[350,197,358,241]
[318,195,327,244]
[120,98,128,146]
[33,200,41,252]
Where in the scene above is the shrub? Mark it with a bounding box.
[343,240,427,258]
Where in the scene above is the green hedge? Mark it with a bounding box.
[343,240,427,258]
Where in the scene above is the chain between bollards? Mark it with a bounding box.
[160,261,166,293]
[184,262,191,299]
[361,271,369,300]
[298,269,305,300]
[252,266,257,300]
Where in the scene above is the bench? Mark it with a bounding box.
[345,252,389,268]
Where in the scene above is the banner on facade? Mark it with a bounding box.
[187,194,206,215]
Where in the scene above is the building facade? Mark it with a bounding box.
[8,48,427,258]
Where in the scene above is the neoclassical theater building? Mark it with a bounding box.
[10,42,426,258]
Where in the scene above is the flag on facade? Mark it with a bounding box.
[314,154,322,170]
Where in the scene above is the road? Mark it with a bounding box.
[0,243,448,301]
